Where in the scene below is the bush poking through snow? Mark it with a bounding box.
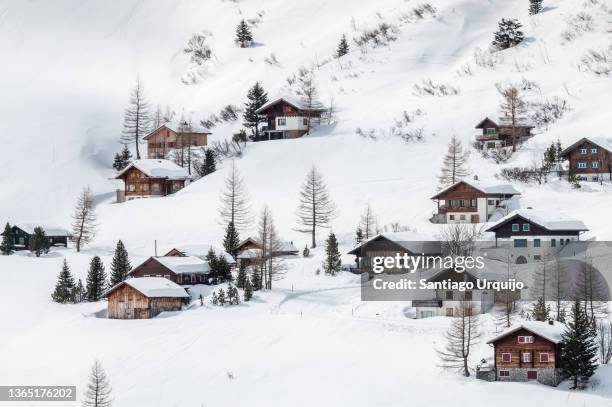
[579,46,612,76]
[412,79,459,97]
[353,22,398,53]
[530,97,571,130]
[561,12,594,43]
[480,146,514,164]
[184,32,213,65]
[473,47,503,69]
[264,53,280,66]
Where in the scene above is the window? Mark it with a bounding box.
[501,353,511,363]
[534,255,541,260]
[459,214,466,221]
[514,239,528,248]
[577,162,587,169]
[152,183,160,192]
[142,184,149,192]
[591,148,598,154]
[534,239,541,248]
[190,275,196,283]
[470,199,477,207]
[580,148,587,155]
[128,184,135,192]
[459,199,466,207]
[449,200,456,208]
[449,215,455,221]
[303,118,308,125]
[592,176,599,181]
[540,353,549,363]
[445,291,454,300]
[486,128,496,135]
[499,370,510,377]
[277,118,286,126]
[518,335,534,344]
[177,275,182,283]
[551,239,556,247]
[523,223,530,231]
[512,223,519,232]
[487,199,494,205]
[522,352,531,363]
[592,161,599,168]
[446,308,454,317]
[527,371,538,380]
[464,307,472,316]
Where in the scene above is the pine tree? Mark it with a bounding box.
[70,187,97,252]
[243,82,268,141]
[86,256,107,302]
[120,78,151,159]
[561,301,598,389]
[492,18,524,50]
[112,145,132,171]
[217,288,226,306]
[112,153,124,172]
[205,248,219,282]
[529,0,543,15]
[296,165,337,248]
[355,227,364,245]
[1,222,14,255]
[336,34,350,58]
[250,269,262,291]
[438,136,470,188]
[323,232,342,276]
[568,166,581,188]
[236,262,247,289]
[109,240,131,286]
[235,20,253,48]
[219,161,252,232]
[199,148,216,176]
[82,360,113,407]
[29,226,50,257]
[532,297,550,321]
[303,245,310,257]
[555,139,563,162]
[72,278,86,303]
[51,259,76,303]
[223,221,240,258]
[217,256,232,283]
[244,278,253,301]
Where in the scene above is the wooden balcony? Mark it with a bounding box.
[412,300,443,308]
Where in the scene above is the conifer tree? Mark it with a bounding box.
[303,244,310,257]
[492,19,524,50]
[109,240,131,286]
[0,222,14,255]
[112,145,132,171]
[236,262,247,289]
[82,360,113,407]
[29,226,50,257]
[532,297,550,321]
[52,259,76,303]
[235,20,253,48]
[86,256,107,302]
[561,301,598,389]
[70,187,97,252]
[217,288,226,306]
[243,82,268,140]
[199,148,216,176]
[72,278,86,303]
[223,221,240,258]
[438,136,470,188]
[244,278,253,301]
[251,269,262,291]
[529,0,543,15]
[217,256,232,283]
[296,165,337,248]
[323,232,342,276]
[120,78,151,159]
[355,227,364,245]
[336,34,350,58]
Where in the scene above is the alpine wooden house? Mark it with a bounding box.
[143,121,211,159]
[128,256,212,285]
[254,96,326,140]
[235,237,299,266]
[115,159,191,202]
[1,223,69,250]
[560,137,612,182]
[105,277,189,319]
[475,115,534,150]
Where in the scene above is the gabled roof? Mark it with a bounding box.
[255,95,326,114]
[348,232,440,256]
[115,159,191,180]
[236,237,298,254]
[153,256,211,275]
[475,115,534,129]
[486,208,588,232]
[560,137,612,157]
[105,277,189,298]
[431,179,521,200]
[164,244,235,263]
[143,121,212,140]
[10,223,69,237]
[487,321,566,345]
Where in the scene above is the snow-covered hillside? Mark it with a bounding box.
[2,0,612,405]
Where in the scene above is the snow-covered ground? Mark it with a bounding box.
[2,0,612,405]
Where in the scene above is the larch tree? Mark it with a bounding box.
[243,82,268,141]
[437,304,481,377]
[336,34,349,58]
[438,136,470,188]
[235,20,253,48]
[322,231,342,276]
[561,301,598,390]
[492,18,524,50]
[359,203,378,240]
[529,0,543,15]
[296,165,337,248]
[29,226,50,257]
[498,84,528,152]
[82,360,113,407]
[109,240,131,287]
[70,187,97,253]
[51,259,75,303]
[297,70,323,135]
[86,256,107,302]
[258,205,284,290]
[219,161,252,232]
[1,222,14,255]
[120,78,151,159]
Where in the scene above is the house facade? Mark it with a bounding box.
[2,223,69,250]
[235,237,299,267]
[254,96,326,140]
[105,277,189,319]
[115,159,191,202]
[430,180,520,224]
[560,137,612,182]
[475,116,534,150]
[128,256,211,285]
[486,321,565,386]
[143,122,211,159]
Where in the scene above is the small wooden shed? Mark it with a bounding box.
[105,277,189,319]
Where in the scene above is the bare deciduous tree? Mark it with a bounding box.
[296,69,323,134]
[82,360,112,407]
[359,203,379,240]
[597,321,612,364]
[437,303,481,377]
[218,161,252,232]
[498,84,528,152]
[70,187,97,253]
[257,205,285,290]
[296,165,337,248]
[438,136,470,189]
[120,78,151,159]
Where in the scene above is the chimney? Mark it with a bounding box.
[473,174,479,181]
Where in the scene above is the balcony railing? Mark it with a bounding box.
[412,300,443,308]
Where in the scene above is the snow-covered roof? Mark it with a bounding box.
[432,179,520,199]
[154,256,211,275]
[236,248,261,259]
[487,321,566,344]
[115,159,191,180]
[144,121,212,139]
[348,231,440,255]
[165,244,235,263]
[476,114,534,128]
[118,277,189,298]
[237,237,299,253]
[12,223,69,237]
[255,95,326,114]
[487,208,589,232]
[560,137,612,156]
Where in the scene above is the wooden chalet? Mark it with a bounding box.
[128,256,211,285]
[235,237,299,266]
[254,96,326,140]
[143,122,211,159]
[486,208,588,263]
[105,277,189,319]
[1,223,69,251]
[560,137,612,182]
[114,159,191,202]
[485,321,566,386]
[475,115,534,150]
[430,179,520,224]
[163,244,235,264]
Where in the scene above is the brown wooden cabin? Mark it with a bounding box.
[254,96,326,141]
[486,321,565,386]
[2,223,68,251]
[475,116,534,150]
[114,159,191,202]
[143,122,211,159]
[560,137,612,182]
[235,237,299,267]
[128,256,210,285]
[105,277,189,319]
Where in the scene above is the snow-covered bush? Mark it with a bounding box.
[579,46,612,75]
[530,97,571,130]
[481,147,513,164]
[219,104,241,122]
[412,79,459,97]
[264,53,280,66]
[398,3,437,24]
[353,22,398,53]
[389,109,426,143]
[473,47,503,69]
[184,31,213,65]
[561,12,594,43]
